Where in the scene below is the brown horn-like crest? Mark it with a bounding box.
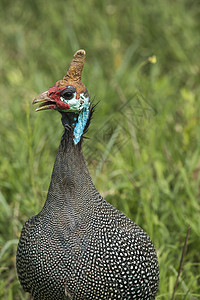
[63,49,86,82]
[57,49,86,97]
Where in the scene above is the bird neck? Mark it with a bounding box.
[61,105,90,145]
[42,118,99,214]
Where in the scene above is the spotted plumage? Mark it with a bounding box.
[16,50,159,299]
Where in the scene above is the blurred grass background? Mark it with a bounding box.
[0,0,200,299]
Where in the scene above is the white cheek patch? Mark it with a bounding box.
[79,93,90,109]
[60,92,89,112]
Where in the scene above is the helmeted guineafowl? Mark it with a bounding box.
[16,50,159,299]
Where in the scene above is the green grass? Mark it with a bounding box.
[0,0,200,299]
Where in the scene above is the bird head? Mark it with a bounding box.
[33,49,89,113]
[33,50,91,144]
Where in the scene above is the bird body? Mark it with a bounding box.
[16,50,159,299]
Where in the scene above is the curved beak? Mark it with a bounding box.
[32,91,56,111]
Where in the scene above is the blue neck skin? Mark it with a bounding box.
[73,107,90,144]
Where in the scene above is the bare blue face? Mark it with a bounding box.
[59,87,90,145]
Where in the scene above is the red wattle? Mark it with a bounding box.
[57,101,70,110]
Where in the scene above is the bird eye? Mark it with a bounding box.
[60,86,76,100]
[62,91,73,99]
